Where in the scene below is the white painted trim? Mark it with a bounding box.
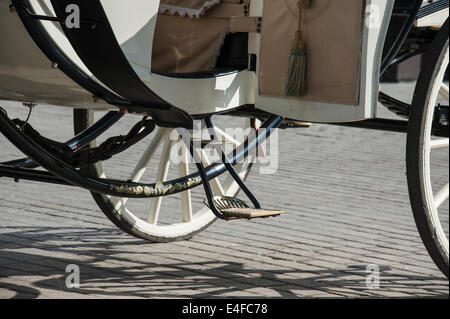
[99,0,159,83]
[416,9,448,28]
[145,71,253,115]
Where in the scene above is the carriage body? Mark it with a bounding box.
[0,0,438,123]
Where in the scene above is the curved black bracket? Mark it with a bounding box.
[11,0,193,128]
[49,0,193,128]
[11,0,128,107]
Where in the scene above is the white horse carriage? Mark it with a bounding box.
[0,0,448,277]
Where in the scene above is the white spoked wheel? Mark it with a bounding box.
[407,20,449,278]
[74,110,254,242]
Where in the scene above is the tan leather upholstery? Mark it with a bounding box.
[259,0,365,105]
[152,0,246,73]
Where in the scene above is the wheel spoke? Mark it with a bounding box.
[439,83,449,101]
[430,138,449,150]
[147,134,173,225]
[435,182,449,209]
[128,128,168,182]
[80,109,253,241]
[115,128,167,207]
[214,127,240,147]
[178,143,193,222]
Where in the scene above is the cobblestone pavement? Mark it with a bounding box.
[0,83,448,298]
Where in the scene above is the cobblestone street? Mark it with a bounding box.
[0,83,448,298]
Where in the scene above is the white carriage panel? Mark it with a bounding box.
[416,9,448,28]
[0,0,111,109]
[29,0,120,97]
[99,0,158,83]
[147,71,253,115]
[36,0,252,115]
[30,0,90,77]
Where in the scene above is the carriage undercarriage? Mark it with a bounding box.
[0,0,448,278]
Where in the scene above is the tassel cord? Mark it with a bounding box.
[284,0,311,97]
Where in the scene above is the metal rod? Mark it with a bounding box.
[333,118,448,137]
[205,117,261,209]
[0,165,71,186]
[333,118,410,133]
[389,47,427,67]
[0,108,283,198]
[189,143,226,219]
[1,110,123,168]
[378,92,410,118]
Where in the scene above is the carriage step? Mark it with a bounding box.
[203,196,285,220]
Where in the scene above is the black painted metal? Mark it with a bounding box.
[11,0,129,107]
[4,0,445,196]
[0,165,70,186]
[65,111,123,150]
[1,111,123,168]
[381,0,423,76]
[71,117,156,168]
[189,143,226,219]
[186,139,260,220]
[333,118,448,137]
[12,0,193,128]
[205,117,261,209]
[49,0,193,128]
[378,92,411,118]
[16,4,100,26]
[389,46,428,68]
[0,106,283,198]
[334,118,410,133]
[187,117,261,219]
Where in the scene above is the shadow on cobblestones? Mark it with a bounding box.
[0,227,447,298]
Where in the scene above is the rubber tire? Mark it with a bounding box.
[406,19,449,278]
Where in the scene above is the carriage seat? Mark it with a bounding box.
[152,0,252,74]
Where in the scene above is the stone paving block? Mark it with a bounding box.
[0,86,448,298]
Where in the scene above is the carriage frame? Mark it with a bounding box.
[0,0,448,277]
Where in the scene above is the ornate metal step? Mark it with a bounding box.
[203,196,285,221]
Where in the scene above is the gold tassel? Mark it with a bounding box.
[285,0,310,97]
